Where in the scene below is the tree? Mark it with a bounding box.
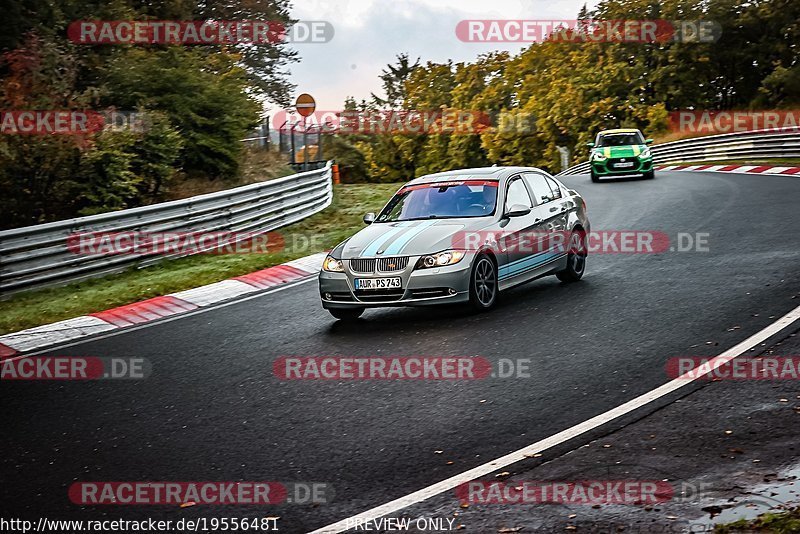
[193,0,298,105]
[104,47,260,178]
[0,0,297,228]
[371,53,420,108]
[752,65,800,108]
[330,0,799,181]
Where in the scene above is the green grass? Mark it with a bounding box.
[0,183,401,335]
[715,507,800,533]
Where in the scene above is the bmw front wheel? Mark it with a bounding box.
[469,254,498,311]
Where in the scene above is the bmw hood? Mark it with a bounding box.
[335,219,493,259]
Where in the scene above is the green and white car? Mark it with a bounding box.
[588,128,655,182]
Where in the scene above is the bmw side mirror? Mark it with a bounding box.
[645,138,653,144]
[363,212,376,224]
[505,204,531,218]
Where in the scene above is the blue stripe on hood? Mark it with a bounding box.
[381,220,438,255]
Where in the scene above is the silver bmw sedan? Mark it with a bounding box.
[319,166,590,320]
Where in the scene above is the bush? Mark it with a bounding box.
[328,136,369,183]
[104,48,261,179]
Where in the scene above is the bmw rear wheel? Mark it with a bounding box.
[469,254,498,311]
[556,231,587,282]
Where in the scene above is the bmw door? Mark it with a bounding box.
[496,174,543,289]
[522,172,570,273]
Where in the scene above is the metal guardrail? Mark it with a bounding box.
[0,161,334,297]
[557,127,800,176]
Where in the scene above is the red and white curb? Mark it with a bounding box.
[657,163,800,175]
[0,252,327,359]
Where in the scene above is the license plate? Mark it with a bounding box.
[355,277,402,290]
[614,162,635,168]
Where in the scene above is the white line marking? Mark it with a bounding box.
[14,277,317,359]
[2,250,325,358]
[170,279,259,307]
[309,304,800,534]
[285,252,327,273]
[0,315,117,352]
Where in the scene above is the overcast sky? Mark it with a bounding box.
[279,0,599,114]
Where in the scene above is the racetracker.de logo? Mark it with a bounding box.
[451,230,678,254]
[0,357,150,380]
[68,20,334,45]
[666,356,800,380]
[272,109,492,136]
[455,19,721,43]
[67,231,285,256]
[0,110,148,135]
[669,110,800,134]
[68,482,285,505]
[1,111,94,135]
[274,357,495,380]
[68,481,331,505]
[456,480,674,505]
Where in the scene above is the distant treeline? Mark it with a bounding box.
[330,0,800,183]
[0,0,296,229]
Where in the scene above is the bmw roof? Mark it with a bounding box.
[407,166,551,186]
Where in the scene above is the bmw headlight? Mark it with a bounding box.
[415,250,466,269]
[592,152,607,161]
[641,147,652,158]
[322,255,344,272]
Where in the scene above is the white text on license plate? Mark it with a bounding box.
[614,162,635,168]
[355,277,402,290]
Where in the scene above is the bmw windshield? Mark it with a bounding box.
[376,181,498,222]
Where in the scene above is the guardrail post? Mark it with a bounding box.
[302,120,309,171]
[290,123,296,167]
[556,146,570,172]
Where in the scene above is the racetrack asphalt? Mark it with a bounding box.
[2,170,799,532]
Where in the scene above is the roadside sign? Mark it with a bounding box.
[295,93,316,117]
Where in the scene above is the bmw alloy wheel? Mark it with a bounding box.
[470,254,498,310]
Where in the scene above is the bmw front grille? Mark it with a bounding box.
[377,257,409,272]
[349,258,375,273]
[348,257,409,274]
